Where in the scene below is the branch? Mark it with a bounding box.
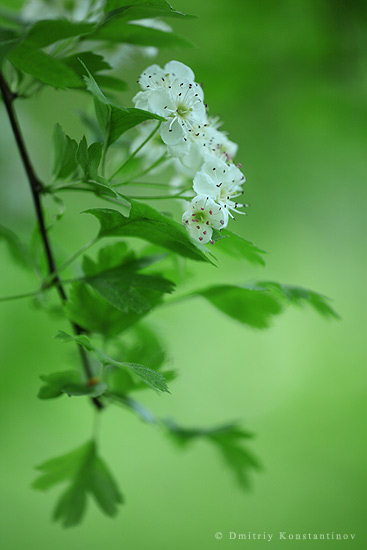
[0,73,103,411]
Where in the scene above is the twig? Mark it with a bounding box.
[0,72,103,411]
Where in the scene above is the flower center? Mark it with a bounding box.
[176,102,191,118]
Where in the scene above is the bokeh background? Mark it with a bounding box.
[0,0,366,548]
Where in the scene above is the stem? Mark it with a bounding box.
[43,237,98,287]
[0,289,43,303]
[127,193,191,201]
[0,72,103,411]
[110,121,161,180]
[112,152,168,188]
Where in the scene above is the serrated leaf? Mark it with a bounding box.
[80,242,174,314]
[212,229,266,267]
[52,123,78,179]
[33,441,123,527]
[8,42,82,89]
[76,137,103,181]
[38,370,107,399]
[63,51,112,76]
[64,282,146,338]
[56,331,170,394]
[197,285,283,328]
[89,20,195,48]
[25,19,95,48]
[85,204,215,263]
[164,421,260,489]
[255,281,340,319]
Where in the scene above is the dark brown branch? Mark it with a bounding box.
[0,73,103,411]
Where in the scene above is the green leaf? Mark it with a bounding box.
[255,281,340,319]
[104,4,192,22]
[165,421,260,489]
[0,223,34,270]
[33,441,123,527]
[85,204,215,263]
[80,242,174,314]
[52,123,78,180]
[63,51,112,76]
[94,74,128,92]
[212,229,266,266]
[76,136,103,181]
[197,285,283,328]
[56,331,170,394]
[38,370,107,399]
[25,19,95,48]
[0,37,18,66]
[82,65,164,145]
[8,42,82,89]
[64,282,146,338]
[106,0,173,10]
[89,20,195,48]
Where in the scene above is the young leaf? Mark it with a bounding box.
[196,285,283,328]
[212,229,266,267]
[64,282,148,338]
[164,421,260,489]
[25,19,95,48]
[76,137,103,181]
[52,124,78,180]
[8,42,82,89]
[56,331,170,394]
[38,371,107,400]
[255,281,340,319]
[81,242,174,314]
[33,441,123,527]
[89,21,195,49]
[85,204,215,263]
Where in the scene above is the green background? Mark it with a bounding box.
[0,0,366,548]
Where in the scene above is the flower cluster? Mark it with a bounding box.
[133,60,247,244]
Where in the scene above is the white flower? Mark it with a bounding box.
[168,122,239,176]
[193,156,246,218]
[147,79,207,146]
[182,195,228,244]
[136,60,196,92]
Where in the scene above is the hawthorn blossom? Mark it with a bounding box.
[182,195,228,244]
[133,60,201,111]
[193,156,247,218]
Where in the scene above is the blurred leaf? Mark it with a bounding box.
[0,37,18,66]
[64,282,148,338]
[8,42,82,89]
[255,281,340,319]
[89,21,194,48]
[94,74,128,92]
[0,223,34,270]
[165,420,260,489]
[197,285,283,328]
[85,204,215,263]
[52,123,78,180]
[63,51,111,76]
[212,229,266,266]
[104,4,193,21]
[56,331,170,394]
[38,370,107,399]
[33,441,123,527]
[25,19,95,48]
[106,0,173,10]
